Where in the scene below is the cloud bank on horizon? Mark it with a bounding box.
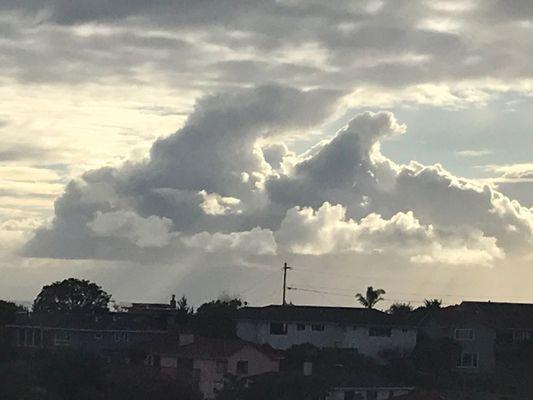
[23,85,532,271]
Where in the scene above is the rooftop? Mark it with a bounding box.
[236,304,410,326]
[149,335,283,360]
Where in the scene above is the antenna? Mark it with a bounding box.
[282,262,292,306]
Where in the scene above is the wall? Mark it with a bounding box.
[9,326,166,356]
[423,320,496,373]
[236,320,417,359]
[327,388,411,400]
[160,345,280,399]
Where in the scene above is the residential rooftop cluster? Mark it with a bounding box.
[2,278,533,400]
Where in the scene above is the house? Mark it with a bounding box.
[147,334,283,399]
[326,372,413,400]
[5,311,169,358]
[235,305,417,360]
[420,301,533,374]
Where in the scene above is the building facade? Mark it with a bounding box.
[235,305,417,360]
[149,335,283,399]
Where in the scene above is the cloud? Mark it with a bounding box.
[275,202,504,267]
[89,210,175,248]
[455,149,493,158]
[22,85,532,270]
[23,85,341,259]
[183,228,276,255]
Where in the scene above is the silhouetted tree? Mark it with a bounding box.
[38,349,107,400]
[106,366,201,400]
[387,302,413,317]
[355,286,386,309]
[412,334,460,387]
[0,300,22,327]
[33,278,111,314]
[423,299,442,310]
[194,297,243,338]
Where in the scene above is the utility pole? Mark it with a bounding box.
[282,262,292,306]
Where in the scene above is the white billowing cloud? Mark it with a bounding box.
[276,202,504,267]
[199,191,241,216]
[183,227,276,255]
[268,110,533,257]
[23,85,532,270]
[23,85,340,259]
[89,210,175,248]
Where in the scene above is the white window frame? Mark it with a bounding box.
[454,328,475,341]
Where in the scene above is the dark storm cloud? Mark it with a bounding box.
[2,0,533,90]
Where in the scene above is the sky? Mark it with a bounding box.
[0,0,532,308]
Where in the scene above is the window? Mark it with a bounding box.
[94,332,103,340]
[18,328,42,347]
[457,352,478,368]
[311,324,325,331]
[33,329,42,347]
[270,322,287,335]
[297,323,306,331]
[216,360,228,374]
[344,391,355,400]
[369,327,391,337]
[236,360,249,375]
[54,331,71,346]
[367,390,378,400]
[114,332,129,342]
[455,329,474,341]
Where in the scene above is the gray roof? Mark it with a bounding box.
[236,305,411,327]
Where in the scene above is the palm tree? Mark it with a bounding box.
[423,298,442,310]
[388,302,413,317]
[355,286,386,309]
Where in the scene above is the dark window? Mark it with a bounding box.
[369,327,391,337]
[216,360,228,374]
[297,324,306,331]
[455,329,474,341]
[94,332,103,340]
[236,360,249,374]
[457,352,478,368]
[33,329,42,347]
[367,390,378,400]
[114,332,129,342]
[311,324,325,331]
[344,391,355,400]
[54,331,71,346]
[270,322,287,335]
[18,328,25,346]
[177,358,194,369]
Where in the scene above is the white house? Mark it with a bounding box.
[235,305,417,361]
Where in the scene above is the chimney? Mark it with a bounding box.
[303,361,313,376]
[170,294,177,309]
[178,333,195,346]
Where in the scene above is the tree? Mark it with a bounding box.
[387,302,413,317]
[33,278,111,314]
[355,286,386,309]
[423,299,442,310]
[194,297,243,338]
[0,300,22,327]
